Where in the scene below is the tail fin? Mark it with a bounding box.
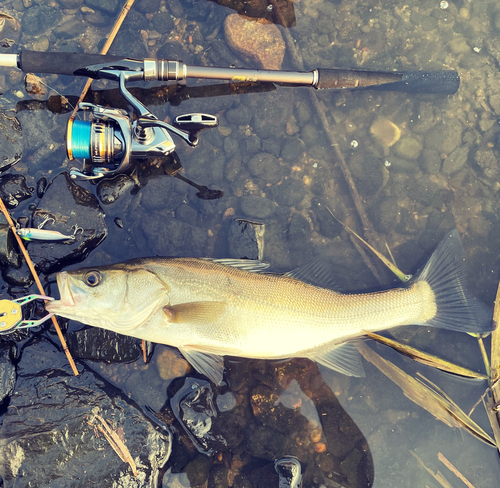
[415,229,493,333]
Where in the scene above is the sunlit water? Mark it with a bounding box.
[1,0,500,486]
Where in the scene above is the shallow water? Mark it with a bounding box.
[1,0,500,486]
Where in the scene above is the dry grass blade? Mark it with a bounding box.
[438,452,476,488]
[357,342,496,446]
[324,207,411,283]
[490,281,500,383]
[482,393,500,451]
[90,414,137,476]
[0,12,15,20]
[410,451,454,488]
[365,332,487,379]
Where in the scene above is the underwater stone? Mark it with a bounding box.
[281,137,307,163]
[268,179,305,207]
[155,348,191,381]
[21,6,62,36]
[85,0,119,14]
[96,174,135,205]
[442,145,470,175]
[240,195,275,219]
[421,149,442,174]
[224,14,285,70]
[228,218,265,260]
[247,153,283,184]
[152,11,175,34]
[395,137,422,160]
[475,148,499,179]
[370,118,401,147]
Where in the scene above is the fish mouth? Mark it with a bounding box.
[46,272,75,312]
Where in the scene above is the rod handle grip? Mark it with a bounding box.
[316,68,460,94]
[19,50,129,77]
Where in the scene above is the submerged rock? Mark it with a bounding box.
[228,218,265,260]
[0,338,172,487]
[224,14,285,70]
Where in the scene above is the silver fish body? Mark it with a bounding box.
[46,230,491,383]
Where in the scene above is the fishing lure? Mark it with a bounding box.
[16,217,82,242]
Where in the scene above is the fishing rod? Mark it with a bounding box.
[0,50,460,183]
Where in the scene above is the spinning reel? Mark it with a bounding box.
[65,64,218,187]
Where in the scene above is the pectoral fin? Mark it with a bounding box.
[163,301,226,324]
[178,346,225,385]
[309,342,365,377]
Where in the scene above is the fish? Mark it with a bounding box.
[46,230,492,384]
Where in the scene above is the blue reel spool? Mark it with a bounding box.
[66,119,91,160]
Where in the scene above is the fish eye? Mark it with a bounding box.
[84,270,102,287]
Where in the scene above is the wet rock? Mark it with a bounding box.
[58,0,83,7]
[208,463,230,488]
[228,218,265,260]
[2,261,34,288]
[24,74,47,100]
[137,0,160,13]
[368,197,400,233]
[442,145,470,175]
[275,456,302,488]
[424,122,463,154]
[155,348,191,381]
[370,118,401,147]
[25,172,107,274]
[269,179,305,207]
[0,111,22,173]
[311,198,342,239]
[36,176,47,198]
[171,377,228,455]
[21,6,62,36]
[152,11,175,35]
[184,454,214,486]
[224,14,285,70]
[281,137,307,163]
[66,328,142,362]
[0,174,33,209]
[0,343,15,404]
[243,423,287,460]
[394,137,421,160]
[85,0,119,15]
[251,384,305,435]
[247,89,293,140]
[474,148,499,179]
[418,210,456,251]
[141,211,207,257]
[53,17,85,39]
[96,174,135,205]
[176,204,198,226]
[107,27,149,58]
[226,104,253,126]
[349,154,384,196]
[0,338,172,487]
[421,149,442,174]
[240,195,275,219]
[247,153,283,184]
[0,220,21,269]
[287,213,310,250]
[406,179,453,209]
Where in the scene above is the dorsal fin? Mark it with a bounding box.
[286,256,341,291]
[203,258,270,273]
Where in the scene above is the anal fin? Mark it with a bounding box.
[179,346,225,385]
[309,341,365,377]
